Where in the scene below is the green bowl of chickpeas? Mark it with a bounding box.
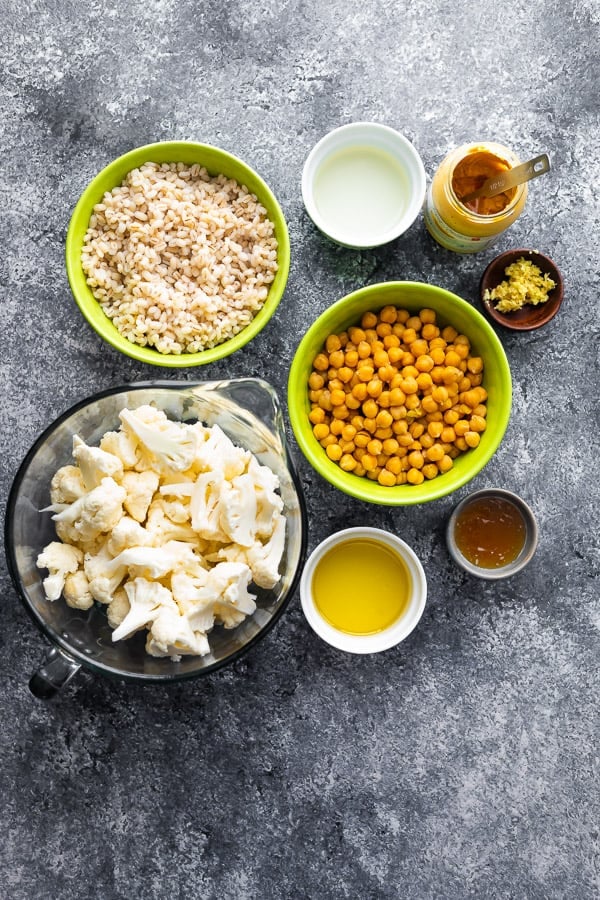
[287,281,512,505]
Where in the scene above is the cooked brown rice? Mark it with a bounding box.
[81,162,279,355]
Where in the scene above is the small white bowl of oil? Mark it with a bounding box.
[300,527,427,653]
[301,122,426,249]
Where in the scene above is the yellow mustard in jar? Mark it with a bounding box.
[424,142,528,253]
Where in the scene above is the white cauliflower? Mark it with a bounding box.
[171,562,256,633]
[210,562,257,628]
[219,515,285,589]
[52,476,126,543]
[84,543,128,605]
[187,471,228,540]
[99,429,139,469]
[194,423,250,479]
[50,465,87,505]
[106,540,200,581]
[39,405,287,661]
[247,456,284,537]
[171,569,216,633]
[72,435,124,490]
[145,606,210,659]
[145,499,203,547]
[119,406,198,473]
[63,569,94,610]
[218,473,258,548]
[159,497,192,524]
[36,542,84,601]
[111,577,177,642]
[106,516,153,557]
[107,588,130,629]
[121,470,159,522]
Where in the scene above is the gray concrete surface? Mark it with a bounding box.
[1,1,598,898]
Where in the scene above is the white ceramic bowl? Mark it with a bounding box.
[302,122,426,249]
[300,527,427,653]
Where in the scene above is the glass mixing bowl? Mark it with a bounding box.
[5,380,307,697]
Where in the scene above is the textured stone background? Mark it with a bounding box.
[1,1,599,898]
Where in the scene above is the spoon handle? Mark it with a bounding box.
[461,153,550,203]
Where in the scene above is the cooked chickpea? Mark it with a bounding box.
[357,365,374,383]
[467,356,483,374]
[421,323,439,341]
[406,467,424,485]
[469,415,486,433]
[309,407,325,425]
[376,409,393,429]
[363,417,377,434]
[426,443,444,462]
[339,454,357,471]
[438,454,454,473]
[308,306,487,487]
[352,382,368,402]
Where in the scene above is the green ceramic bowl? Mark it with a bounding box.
[288,281,512,505]
[66,141,290,367]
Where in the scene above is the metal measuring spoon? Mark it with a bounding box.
[461,153,550,204]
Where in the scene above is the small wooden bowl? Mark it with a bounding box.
[480,249,564,331]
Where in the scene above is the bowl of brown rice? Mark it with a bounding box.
[66,141,290,366]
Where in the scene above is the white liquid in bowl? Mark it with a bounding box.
[313,145,409,245]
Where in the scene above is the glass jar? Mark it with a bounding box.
[424,142,528,254]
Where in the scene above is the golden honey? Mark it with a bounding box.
[454,495,527,568]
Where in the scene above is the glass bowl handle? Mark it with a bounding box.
[29,647,81,699]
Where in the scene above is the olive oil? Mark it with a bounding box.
[311,538,411,635]
[454,495,526,568]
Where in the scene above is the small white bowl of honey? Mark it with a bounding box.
[446,488,538,579]
[300,527,427,653]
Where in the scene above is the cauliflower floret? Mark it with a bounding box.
[107,540,200,581]
[145,606,210,659]
[84,547,127,604]
[194,424,250,479]
[171,562,256,633]
[210,561,257,627]
[121,470,159,522]
[36,541,84,601]
[72,435,124,490]
[247,456,284,538]
[145,499,203,547]
[111,577,177,642]
[187,471,228,540]
[119,407,198,473]
[107,588,130,629]
[219,473,258,548]
[160,497,192,524]
[105,516,153,556]
[49,465,87,505]
[63,569,94,610]
[52,477,126,544]
[171,569,216,633]
[99,429,139,469]
[246,516,286,589]
[218,516,286,590]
